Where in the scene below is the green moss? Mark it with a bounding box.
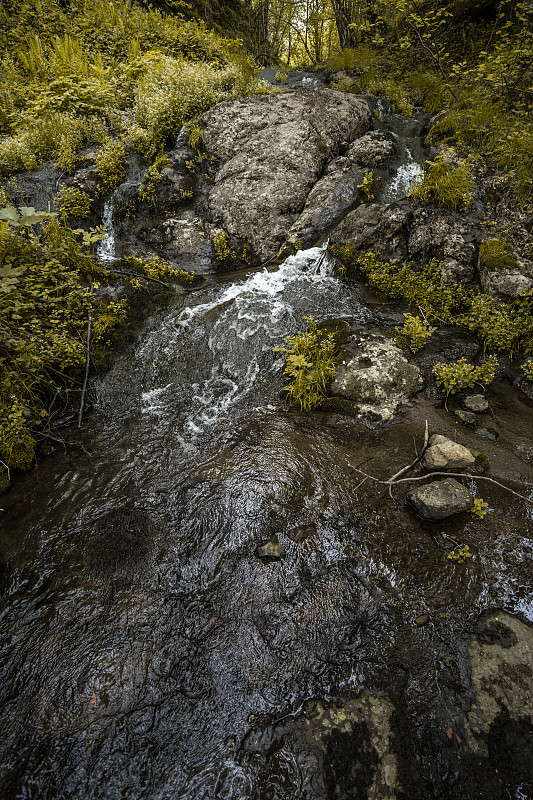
[479,238,518,271]
[275,70,288,83]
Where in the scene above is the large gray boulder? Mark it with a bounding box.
[330,202,413,262]
[202,90,372,260]
[330,331,423,422]
[479,257,533,300]
[408,478,474,520]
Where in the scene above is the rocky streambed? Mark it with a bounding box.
[1,80,533,799]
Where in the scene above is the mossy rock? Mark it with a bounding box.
[320,396,360,416]
[479,238,518,271]
[471,450,491,474]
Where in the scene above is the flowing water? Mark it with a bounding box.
[2,94,533,799]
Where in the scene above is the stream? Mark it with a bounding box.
[1,88,533,800]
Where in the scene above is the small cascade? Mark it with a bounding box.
[382,145,424,202]
[96,190,118,263]
[174,124,189,149]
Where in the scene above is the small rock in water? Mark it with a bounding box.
[424,434,475,470]
[415,614,430,626]
[476,426,499,441]
[256,535,285,561]
[407,478,474,521]
[287,523,316,543]
[463,394,489,413]
[454,410,477,428]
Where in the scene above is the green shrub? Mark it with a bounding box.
[276,317,339,411]
[479,238,518,271]
[211,230,235,262]
[123,254,194,285]
[55,186,93,219]
[396,313,436,353]
[432,356,498,398]
[408,150,475,211]
[94,138,126,194]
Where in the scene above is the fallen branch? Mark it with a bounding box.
[351,464,533,505]
[78,311,92,429]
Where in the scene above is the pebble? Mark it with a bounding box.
[463,394,489,413]
[415,614,430,626]
[455,409,477,428]
[476,427,499,441]
[256,536,285,561]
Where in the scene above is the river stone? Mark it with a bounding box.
[463,394,489,413]
[330,332,423,422]
[286,159,366,248]
[256,536,285,561]
[330,202,413,262]
[407,478,474,520]
[347,130,397,168]
[455,409,477,428]
[161,215,212,273]
[202,90,372,260]
[424,434,476,470]
[479,260,533,300]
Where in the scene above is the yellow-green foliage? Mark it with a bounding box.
[396,313,436,353]
[408,150,475,211]
[522,360,533,380]
[448,544,473,563]
[124,254,194,286]
[211,230,235,262]
[432,356,498,397]
[55,186,93,219]
[275,70,288,83]
[479,238,518,271]
[276,317,338,411]
[128,55,269,159]
[0,0,269,177]
[329,246,533,354]
[470,498,489,519]
[0,205,128,472]
[357,169,378,201]
[139,153,171,206]
[95,138,126,194]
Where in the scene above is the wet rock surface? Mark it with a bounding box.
[330,330,423,422]
[201,89,372,259]
[407,478,474,520]
[2,80,533,800]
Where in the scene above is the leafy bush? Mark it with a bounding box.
[0,206,128,473]
[276,317,338,411]
[55,186,93,219]
[396,313,436,353]
[408,150,475,211]
[432,356,498,398]
[330,246,533,355]
[95,138,127,194]
[211,230,235,262]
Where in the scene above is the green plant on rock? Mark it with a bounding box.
[211,230,235,262]
[0,209,129,475]
[275,317,338,412]
[521,360,533,380]
[433,356,498,398]
[123,254,193,285]
[94,138,126,194]
[470,498,489,519]
[479,238,518,271]
[395,313,436,353]
[408,150,475,211]
[357,169,378,202]
[55,186,93,219]
[447,544,473,563]
[139,153,171,206]
[275,70,288,83]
